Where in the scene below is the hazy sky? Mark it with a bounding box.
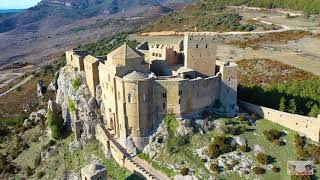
[0,0,42,9]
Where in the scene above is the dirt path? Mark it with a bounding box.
[0,73,23,89]
[0,74,33,97]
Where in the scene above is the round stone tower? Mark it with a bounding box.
[123,71,155,149]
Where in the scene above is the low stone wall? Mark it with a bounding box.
[238,100,320,142]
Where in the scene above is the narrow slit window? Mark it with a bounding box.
[128,94,132,103]
[162,93,167,99]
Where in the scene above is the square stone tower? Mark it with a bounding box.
[183,34,217,76]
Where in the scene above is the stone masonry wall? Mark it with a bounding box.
[239,100,320,142]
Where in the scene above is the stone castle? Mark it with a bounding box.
[65,34,238,149]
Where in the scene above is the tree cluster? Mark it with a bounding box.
[238,79,320,117]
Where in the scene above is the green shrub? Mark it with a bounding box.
[34,153,42,167]
[210,162,219,172]
[68,99,76,115]
[250,113,257,120]
[163,114,178,133]
[272,139,282,146]
[25,166,33,176]
[279,97,286,111]
[291,175,313,180]
[51,125,60,139]
[239,145,248,152]
[47,109,63,139]
[180,167,189,176]
[305,144,320,164]
[221,125,243,135]
[308,104,320,117]
[71,77,82,90]
[252,166,265,175]
[165,135,189,154]
[238,114,246,122]
[209,136,233,158]
[256,153,270,165]
[272,166,280,172]
[263,129,282,142]
[37,171,45,178]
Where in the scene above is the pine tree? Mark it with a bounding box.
[308,104,319,118]
[279,97,286,112]
[288,99,297,114]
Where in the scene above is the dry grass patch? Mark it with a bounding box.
[228,31,310,49]
[237,58,318,86]
[0,72,54,118]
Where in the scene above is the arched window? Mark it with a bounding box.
[196,44,199,48]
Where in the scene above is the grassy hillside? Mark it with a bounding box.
[211,0,320,15]
[143,0,320,32]
[78,32,140,56]
[143,2,257,32]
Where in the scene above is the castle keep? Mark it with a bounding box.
[66,34,238,148]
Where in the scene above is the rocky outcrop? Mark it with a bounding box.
[37,80,47,97]
[56,67,99,141]
[23,109,47,127]
[254,145,264,156]
[143,123,168,159]
[176,119,194,137]
[48,72,59,91]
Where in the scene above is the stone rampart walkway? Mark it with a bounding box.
[98,125,169,180]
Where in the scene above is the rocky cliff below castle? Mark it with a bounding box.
[55,67,101,142]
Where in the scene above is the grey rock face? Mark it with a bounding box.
[254,145,264,156]
[56,67,98,141]
[23,108,47,127]
[126,136,137,156]
[176,119,194,137]
[143,123,168,159]
[216,152,253,176]
[235,137,246,147]
[37,80,47,97]
[194,119,214,133]
[48,72,59,91]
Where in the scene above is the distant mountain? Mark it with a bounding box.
[0,0,192,33]
[0,0,194,68]
[0,9,25,14]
